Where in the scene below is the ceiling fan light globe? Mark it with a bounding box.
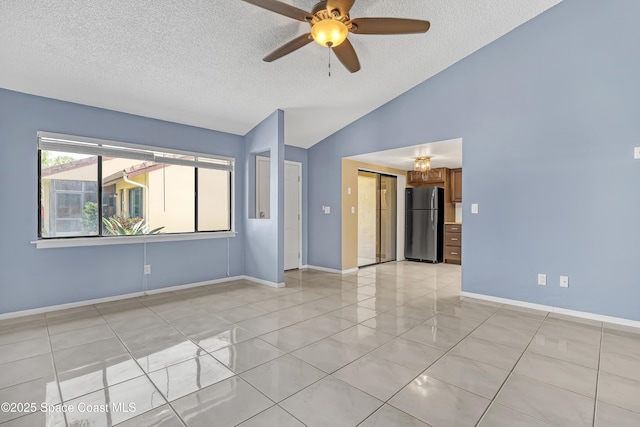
[311,19,348,47]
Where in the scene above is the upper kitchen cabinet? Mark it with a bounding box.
[451,168,462,203]
[407,167,447,186]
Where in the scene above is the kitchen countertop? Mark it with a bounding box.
[445,222,462,225]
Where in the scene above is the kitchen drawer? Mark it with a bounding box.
[445,224,462,233]
[445,246,461,263]
[445,232,461,246]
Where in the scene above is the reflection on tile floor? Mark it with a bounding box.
[1,261,640,426]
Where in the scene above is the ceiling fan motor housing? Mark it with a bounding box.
[310,3,353,28]
[312,1,339,16]
[309,2,354,47]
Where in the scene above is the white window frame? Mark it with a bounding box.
[34,131,236,249]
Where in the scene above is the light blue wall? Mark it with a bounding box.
[284,145,309,266]
[243,110,285,284]
[308,143,344,269]
[307,0,640,320]
[0,89,246,314]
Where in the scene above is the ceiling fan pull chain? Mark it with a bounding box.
[328,46,331,77]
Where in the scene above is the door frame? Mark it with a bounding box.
[284,160,303,270]
[357,167,405,262]
[356,170,398,267]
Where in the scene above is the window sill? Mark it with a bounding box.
[32,231,237,249]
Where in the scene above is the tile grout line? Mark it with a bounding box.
[592,322,604,427]
[160,278,368,426]
[250,265,461,424]
[123,294,253,426]
[129,292,262,426]
[225,280,358,425]
[135,290,307,426]
[473,312,552,426]
[374,302,510,423]
[44,311,69,427]
[93,302,188,427]
[230,271,458,425]
[278,297,503,424]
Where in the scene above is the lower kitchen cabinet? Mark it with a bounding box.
[445,223,462,264]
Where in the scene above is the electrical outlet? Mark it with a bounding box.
[537,274,547,286]
[560,276,569,288]
[635,147,640,159]
[144,264,151,275]
[471,203,479,214]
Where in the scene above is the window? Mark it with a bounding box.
[38,132,234,239]
[128,188,143,218]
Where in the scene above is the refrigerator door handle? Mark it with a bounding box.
[431,190,435,210]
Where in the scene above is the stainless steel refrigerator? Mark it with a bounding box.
[405,186,444,263]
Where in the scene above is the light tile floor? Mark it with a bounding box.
[1,262,639,426]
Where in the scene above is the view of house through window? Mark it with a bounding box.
[38,134,233,239]
[128,187,143,218]
[40,151,99,237]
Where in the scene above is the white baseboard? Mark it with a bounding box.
[461,291,640,329]
[302,265,341,274]
[0,274,281,320]
[241,275,285,288]
[303,265,359,275]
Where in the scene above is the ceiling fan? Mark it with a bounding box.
[242,0,431,73]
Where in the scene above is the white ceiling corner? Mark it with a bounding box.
[0,0,562,149]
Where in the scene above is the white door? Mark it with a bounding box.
[256,156,270,219]
[284,162,301,270]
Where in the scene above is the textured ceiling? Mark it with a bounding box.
[347,138,463,171]
[0,0,561,148]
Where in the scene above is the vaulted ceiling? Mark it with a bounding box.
[0,0,561,148]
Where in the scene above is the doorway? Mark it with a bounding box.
[284,161,302,270]
[254,156,302,270]
[358,171,397,267]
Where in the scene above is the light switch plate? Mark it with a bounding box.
[471,203,479,214]
[635,147,640,159]
[537,274,547,286]
[560,276,569,288]
[323,206,331,214]
[351,206,355,214]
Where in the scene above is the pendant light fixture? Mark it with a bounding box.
[413,156,431,172]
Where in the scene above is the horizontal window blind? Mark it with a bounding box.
[38,132,233,172]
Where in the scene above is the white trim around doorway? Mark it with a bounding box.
[285,160,303,270]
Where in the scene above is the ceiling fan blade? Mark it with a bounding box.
[242,0,312,22]
[351,18,430,34]
[326,0,356,16]
[263,33,313,62]
[333,39,361,73]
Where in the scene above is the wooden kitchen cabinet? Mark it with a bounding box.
[451,168,462,203]
[444,223,461,264]
[407,168,447,186]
